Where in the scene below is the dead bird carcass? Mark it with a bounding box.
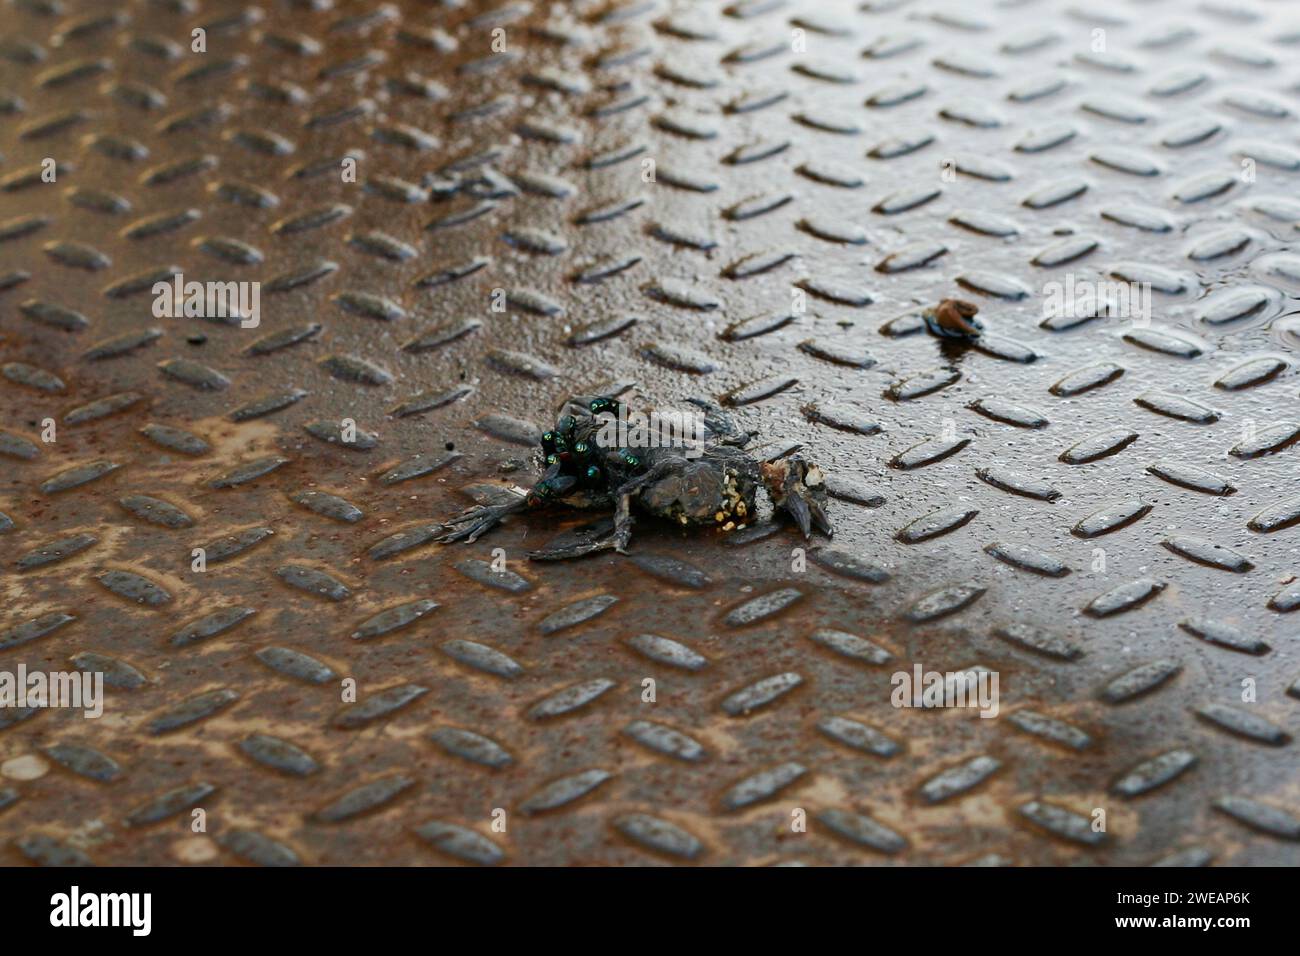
[434,395,833,559]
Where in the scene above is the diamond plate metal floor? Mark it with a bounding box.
[1,0,1298,866]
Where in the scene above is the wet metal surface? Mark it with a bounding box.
[1,0,1299,865]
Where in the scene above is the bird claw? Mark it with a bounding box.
[435,500,524,544]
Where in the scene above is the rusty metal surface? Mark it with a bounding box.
[1,0,1299,866]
